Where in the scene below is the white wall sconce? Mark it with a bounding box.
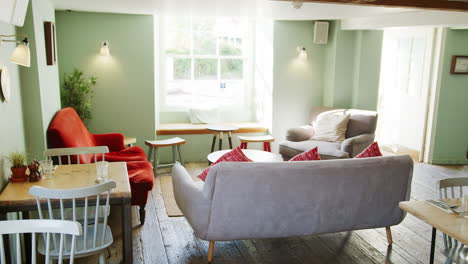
[297,46,308,60]
[100,41,110,56]
[0,34,30,67]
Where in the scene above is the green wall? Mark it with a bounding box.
[431,29,468,164]
[18,0,61,160]
[55,11,156,149]
[0,22,26,189]
[272,21,327,151]
[324,21,383,111]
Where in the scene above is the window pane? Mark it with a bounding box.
[192,17,216,32]
[193,31,216,55]
[165,31,190,55]
[219,37,242,56]
[166,81,192,107]
[195,59,217,80]
[221,59,243,79]
[173,58,191,80]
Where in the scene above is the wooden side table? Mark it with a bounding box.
[207,125,239,152]
[145,137,186,175]
[238,135,275,152]
[124,136,137,147]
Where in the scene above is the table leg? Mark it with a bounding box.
[228,132,233,149]
[154,148,159,176]
[0,211,11,263]
[122,199,133,264]
[210,133,217,153]
[219,132,223,151]
[172,146,177,164]
[430,227,436,264]
[23,211,32,263]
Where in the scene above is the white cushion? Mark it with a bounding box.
[311,111,350,142]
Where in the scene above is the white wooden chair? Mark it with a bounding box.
[439,177,468,264]
[0,219,82,264]
[29,181,117,264]
[44,146,109,165]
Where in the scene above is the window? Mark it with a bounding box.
[161,16,252,110]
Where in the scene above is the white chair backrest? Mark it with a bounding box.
[45,146,109,165]
[438,177,468,253]
[29,181,116,254]
[0,219,81,264]
[439,177,468,199]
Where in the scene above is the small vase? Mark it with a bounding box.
[10,166,28,183]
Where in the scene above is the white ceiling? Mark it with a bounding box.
[51,0,418,19]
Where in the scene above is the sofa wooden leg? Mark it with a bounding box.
[139,205,146,225]
[208,241,215,263]
[386,226,393,245]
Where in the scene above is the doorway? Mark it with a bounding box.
[376,28,435,161]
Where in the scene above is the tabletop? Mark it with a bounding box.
[399,200,468,244]
[0,162,131,207]
[206,124,239,132]
[208,149,283,163]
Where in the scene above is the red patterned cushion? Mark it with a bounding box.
[289,147,321,161]
[355,142,383,158]
[198,147,252,181]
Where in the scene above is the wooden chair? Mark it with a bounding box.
[0,219,82,264]
[439,177,468,264]
[44,146,109,165]
[145,137,185,175]
[29,181,117,264]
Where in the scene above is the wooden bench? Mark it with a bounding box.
[156,123,268,135]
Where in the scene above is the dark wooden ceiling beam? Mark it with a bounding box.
[273,0,468,12]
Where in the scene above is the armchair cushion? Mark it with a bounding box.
[286,125,314,142]
[105,146,148,162]
[93,133,125,152]
[279,140,349,160]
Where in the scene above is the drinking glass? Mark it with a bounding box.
[96,161,109,183]
[39,160,53,179]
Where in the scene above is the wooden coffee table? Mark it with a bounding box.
[208,149,283,163]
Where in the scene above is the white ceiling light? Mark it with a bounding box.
[100,41,110,56]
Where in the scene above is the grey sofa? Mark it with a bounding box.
[279,107,378,160]
[172,155,413,263]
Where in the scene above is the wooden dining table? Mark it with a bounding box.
[400,199,468,264]
[0,162,133,263]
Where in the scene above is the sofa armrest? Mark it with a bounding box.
[286,125,314,142]
[341,134,375,157]
[172,163,212,239]
[92,133,126,152]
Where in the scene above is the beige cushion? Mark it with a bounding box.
[311,111,350,142]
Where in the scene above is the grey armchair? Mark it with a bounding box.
[279,107,378,160]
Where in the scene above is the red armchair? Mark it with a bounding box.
[47,107,154,224]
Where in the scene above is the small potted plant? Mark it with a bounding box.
[6,152,28,182]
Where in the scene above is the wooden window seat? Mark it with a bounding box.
[156,123,268,135]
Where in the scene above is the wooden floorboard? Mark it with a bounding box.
[100,161,467,264]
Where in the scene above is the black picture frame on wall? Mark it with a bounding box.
[450,55,468,74]
[44,21,56,66]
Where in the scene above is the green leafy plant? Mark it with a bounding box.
[61,69,97,124]
[6,152,27,168]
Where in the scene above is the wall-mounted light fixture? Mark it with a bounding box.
[0,34,30,67]
[297,46,307,60]
[291,1,303,9]
[100,41,110,56]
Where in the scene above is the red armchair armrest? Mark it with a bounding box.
[93,133,126,152]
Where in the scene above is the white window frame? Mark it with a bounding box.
[158,16,255,112]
